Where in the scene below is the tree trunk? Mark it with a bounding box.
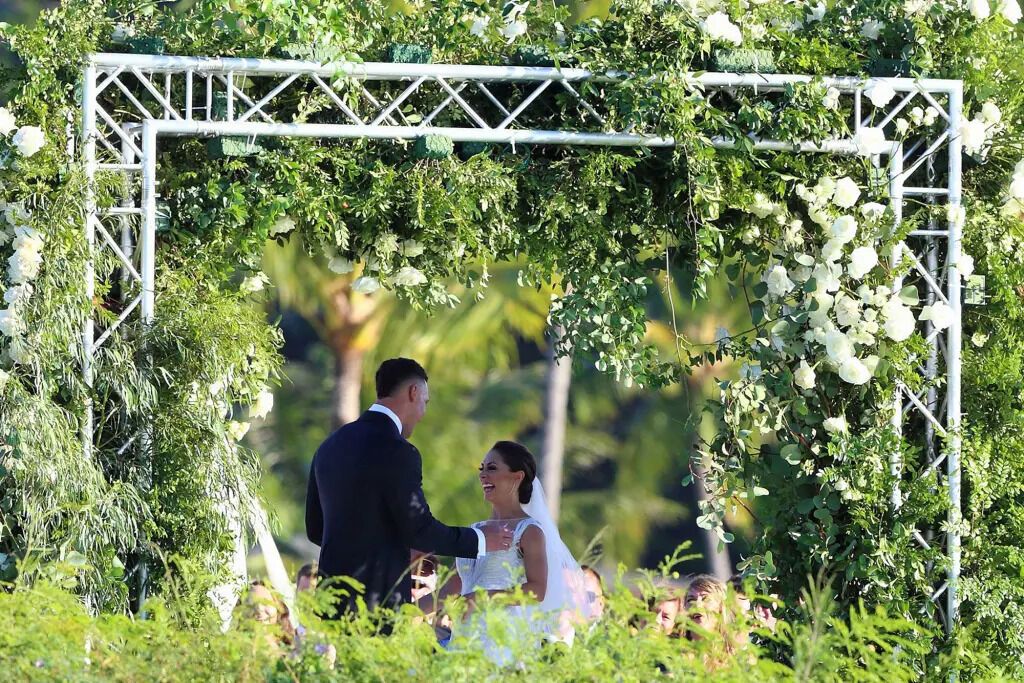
[540,326,572,522]
[332,346,364,428]
[694,421,732,581]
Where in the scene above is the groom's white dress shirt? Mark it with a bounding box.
[368,403,487,558]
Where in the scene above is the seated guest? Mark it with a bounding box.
[239,581,295,655]
[652,584,684,637]
[581,565,606,620]
[296,563,318,593]
[683,574,749,668]
[293,565,337,669]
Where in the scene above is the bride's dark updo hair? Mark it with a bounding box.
[491,441,537,504]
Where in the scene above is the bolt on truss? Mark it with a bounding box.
[77,53,964,629]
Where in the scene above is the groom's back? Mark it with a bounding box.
[306,411,407,611]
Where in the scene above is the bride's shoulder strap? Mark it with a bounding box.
[513,517,543,544]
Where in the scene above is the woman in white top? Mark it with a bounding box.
[433,441,594,663]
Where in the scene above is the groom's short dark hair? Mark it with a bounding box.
[375,358,428,398]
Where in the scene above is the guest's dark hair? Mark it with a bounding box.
[375,358,428,398]
[491,440,537,504]
[581,565,605,592]
[297,562,318,583]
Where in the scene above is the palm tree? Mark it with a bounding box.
[262,239,394,427]
[540,323,572,522]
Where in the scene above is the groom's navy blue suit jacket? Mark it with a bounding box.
[305,410,479,613]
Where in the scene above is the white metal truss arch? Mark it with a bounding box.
[77,53,964,630]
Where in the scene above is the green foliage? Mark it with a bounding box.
[0,569,939,682]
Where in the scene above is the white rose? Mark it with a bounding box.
[834,295,862,328]
[8,248,43,284]
[824,326,853,361]
[806,2,826,22]
[883,300,916,341]
[823,415,849,434]
[500,18,527,42]
[1001,0,1022,22]
[947,204,967,226]
[794,360,816,390]
[808,292,835,328]
[895,118,910,135]
[848,246,879,279]
[702,12,743,44]
[959,117,987,155]
[748,192,776,218]
[861,202,887,220]
[351,276,381,294]
[13,226,44,254]
[1009,176,1024,200]
[812,262,843,293]
[829,215,859,245]
[924,107,939,126]
[838,356,872,385]
[764,265,796,298]
[959,254,975,279]
[12,126,45,157]
[822,87,841,111]
[0,108,15,136]
[860,18,884,39]
[854,126,889,156]
[981,101,1002,125]
[270,216,296,236]
[250,388,275,420]
[391,266,427,287]
[3,283,32,307]
[920,301,954,330]
[328,256,354,274]
[969,0,991,20]
[226,420,251,441]
[240,272,269,294]
[910,106,925,125]
[865,81,897,108]
[469,14,491,36]
[832,177,861,208]
[0,308,19,336]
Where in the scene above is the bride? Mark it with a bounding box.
[432,441,595,661]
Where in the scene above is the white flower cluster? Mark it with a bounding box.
[0,108,45,158]
[1001,159,1024,220]
[958,100,1002,156]
[745,177,957,399]
[969,0,1022,22]
[702,11,743,45]
[0,203,43,365]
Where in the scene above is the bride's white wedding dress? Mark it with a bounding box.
[448,479,594,664]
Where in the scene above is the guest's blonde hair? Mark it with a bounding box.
[683,574,748,665]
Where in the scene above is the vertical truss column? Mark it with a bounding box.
[889,147,905,510]
[945,83,964,632]
[81,64,97,461]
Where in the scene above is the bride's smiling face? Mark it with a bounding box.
[478,450,524,504]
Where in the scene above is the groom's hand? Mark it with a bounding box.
[481,525,515,553]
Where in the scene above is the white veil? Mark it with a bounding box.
[520,477,596,624]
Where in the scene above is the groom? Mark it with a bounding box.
[306,357,512,615]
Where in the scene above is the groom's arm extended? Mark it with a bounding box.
[385,443,483,559]
[305,457,324,546]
